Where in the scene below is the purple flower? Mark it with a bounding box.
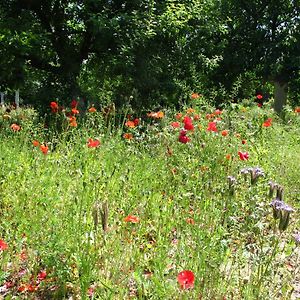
[270,198,284,220]
[276,186,284,201]
[227,176,237,185]
[268,181,278,198]
[279,204,294,231]
[250,167,264,184]
[293,233,300,245]
[227,176,237,196]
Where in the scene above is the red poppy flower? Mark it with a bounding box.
[225,154,231,160]
[125,120,135,128]
[262,118,272,127]
[87,138,100,148]
[238,151,249,161]
[175,113,183,120]
[40,144,49,155]
[71,99,78,109]
[186,108,195,114]
[184,122,194,130]
[171,122,180,128]
[193,114,200,121]
[71,108,79,115]
[186,218,195,225]
[123,133,133,140]
[214,109,222,115]
[50,101,59,113]
[242,139,247,145]
[191,93,200,99]
[147,111,164,119]
[184,118,194,131]
[179,130,190,144]
[88,106,97,113]
[124,215,140,223]
[18,284,38,293]
[207,122,218,132]
[0,239,8,251]
[3,281,14,289]
[295,107,300,113]
[69,116,77,127]
[11,123,21,132]
[88,286,95,297]
[32,140,40,147]
[17,285,27,292]
[256,94,263,100]
[27,284,38,292]
[221,130,228,136]
[177,270,195,289]
[133,118,140,126]
[37,270,47,281]
[257,103,263,107]
[20,249,27,261]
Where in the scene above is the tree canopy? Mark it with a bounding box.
[0,0,299,109]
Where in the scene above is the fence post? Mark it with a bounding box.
[15,89,20,108]
[0,92,4,107]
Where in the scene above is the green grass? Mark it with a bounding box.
[0,101,300,299]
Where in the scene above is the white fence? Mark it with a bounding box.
[0,90,20,108]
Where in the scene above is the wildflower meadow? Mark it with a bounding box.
[0,97,300,299]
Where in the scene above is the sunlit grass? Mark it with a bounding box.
[0,101,299,299]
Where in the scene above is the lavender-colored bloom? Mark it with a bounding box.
[276,186,284,201]
[294,233,300,245]
[227,176,237,196]
[240,167,252,181]
[240,167,251,175]
[278,203,294,231]
[270,198,284,219]
[227,176,237,185]
[250,167,264,184]
[268,181,278,198]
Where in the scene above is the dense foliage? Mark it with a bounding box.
[0,1,299,109]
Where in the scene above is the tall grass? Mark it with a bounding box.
[0,101,299,299]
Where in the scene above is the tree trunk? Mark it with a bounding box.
[273,81,288,113]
